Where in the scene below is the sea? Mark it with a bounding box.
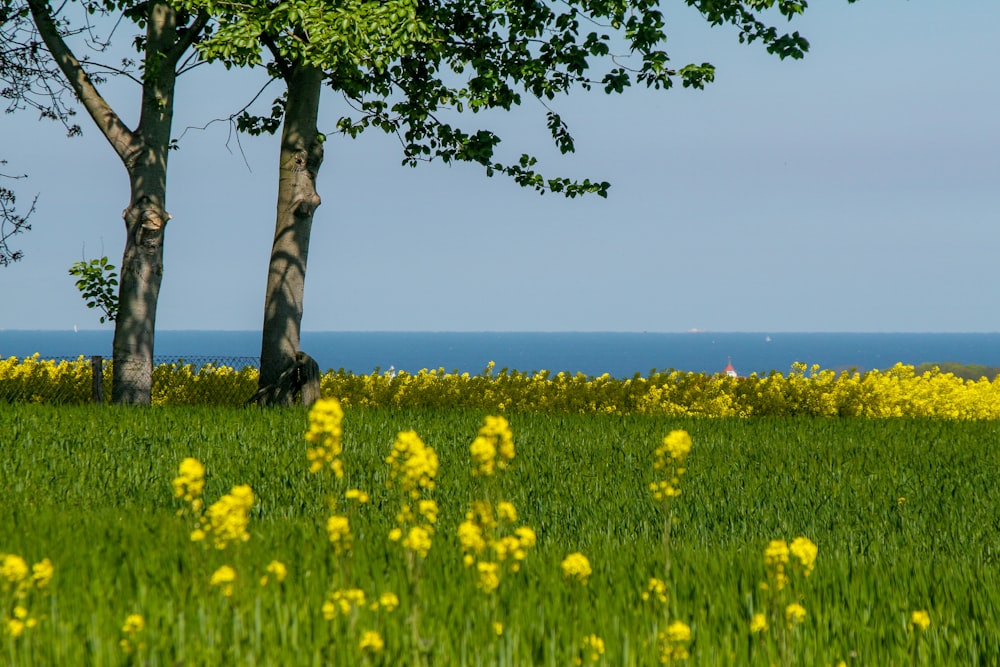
[2,330,1000,378]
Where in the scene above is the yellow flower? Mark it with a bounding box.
[561,552,592,585]
[497,501,518,523]
[386,430,439,497]
[665,620,691,643]
[359,630,384,653]
[750,612,768,634]
[476,561,501,593]
[910,609,931,632]
[763,539,790,566]
[326,588,366,617]
[327,514,352,554]
[789,536,818,576]
[581,634,605,662]
[470,435,498,476]
[418,499,439,524]
[469,416,515,476]
[345,488,370,504]
[493,621,504,636]
[200,485,255,550]
[6,618,25,638]
[657,621,692,662]
[763,539,790,590]
[515,526,537,549]
[642,577,668,604]
[305,398,345,476]
[31,558,54,589]
[209,565,237,597]
[785,603,807,626]
[402,525,433,558]
[260,560,288,586]
[122,614,145,635]
[458,520,486,557]
[1,554,29,584]
[172,457,205,503]
[377,592,400,612]
[654,430,692,468]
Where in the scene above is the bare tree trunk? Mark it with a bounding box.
[27,0,205,404]
[257,63,324,405]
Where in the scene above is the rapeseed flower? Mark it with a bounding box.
[762,539,790,591]
[386,430,439,498]
[910,610,931,632]
[324,588,366,618]
[650,430,692,500]
[376,591,400,612]
[121,613,144,635]
[785,603,807,627]
[359,629,384,653]
[119,612,146,653]
[199,484,255,549]
[402,526,433,558]
[260,560,287,586]
[789,536,818,576]
[579,634,605,663]
[476,561,501,593]
[1,553,28,586]
[305,397,345,476]
[6,617,25,638]
[31,558,53,589]
[561,552,592,585]
[750,612,768,633]
[327,514,352,555]
[418,499,439,524]
[657,621,692,662]
[172,457,205,511]
[209,565,237,597]
[458,521,487,564]
[345,488,370,504]
[470,415,515,476]
[641,577,668,604]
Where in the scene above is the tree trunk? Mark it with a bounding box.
[257,63,325,405]
[27,0,205,404]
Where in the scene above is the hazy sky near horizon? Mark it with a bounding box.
[3,1,998,333]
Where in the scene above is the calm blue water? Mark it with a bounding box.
[2,330,1000,377]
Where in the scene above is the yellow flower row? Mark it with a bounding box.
[8,356,1000,417]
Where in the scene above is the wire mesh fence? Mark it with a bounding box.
[0,354,261,406]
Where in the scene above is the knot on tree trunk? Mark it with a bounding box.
[123,195,171,248]
[247,350,321,407]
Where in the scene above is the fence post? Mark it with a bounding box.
[91,355,104,404]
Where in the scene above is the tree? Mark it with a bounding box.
[0,165,36,267]
[183,0,833,405]
[19,0,209,403]
[2,0,80,267]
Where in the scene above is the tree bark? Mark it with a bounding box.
[27,0,206,404]
[257,63,325,405]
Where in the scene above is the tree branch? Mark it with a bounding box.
[26,0,136,163]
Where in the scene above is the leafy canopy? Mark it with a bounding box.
[177,0,825,197]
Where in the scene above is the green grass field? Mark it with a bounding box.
[2,404,999,665]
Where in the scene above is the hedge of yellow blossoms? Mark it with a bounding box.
[8,355,1000,417]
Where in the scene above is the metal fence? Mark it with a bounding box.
[0,354,261,405]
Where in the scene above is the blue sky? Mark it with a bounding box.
[3,1,998,333]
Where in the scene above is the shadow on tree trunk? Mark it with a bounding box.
[247,350,320,407]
